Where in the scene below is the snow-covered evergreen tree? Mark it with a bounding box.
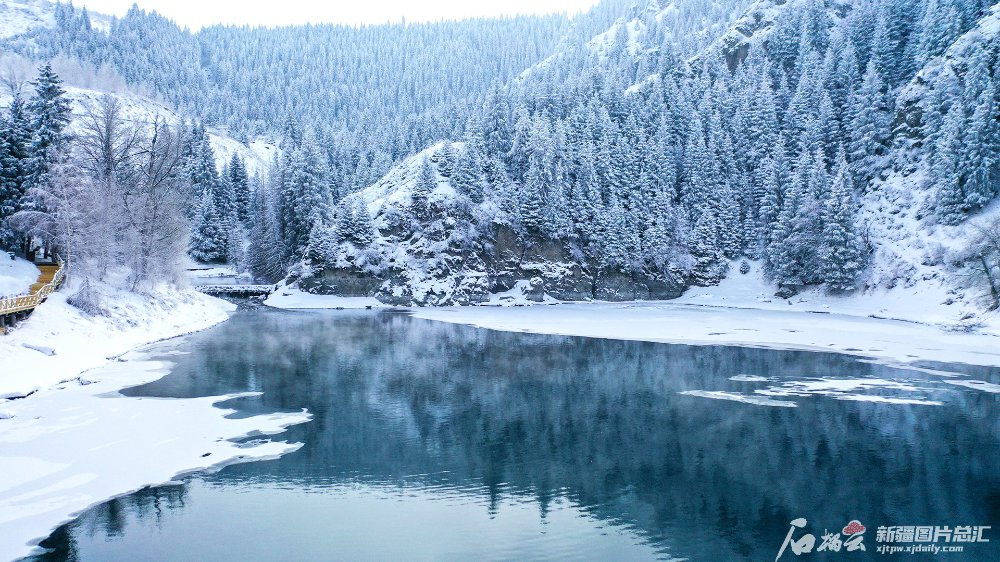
[819,154,865,291]
[189,189,227,263]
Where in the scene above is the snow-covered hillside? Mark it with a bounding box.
[0,0,113,39]
[859,3,1000,315]
[299,143,685,305]
[0,83,276,175]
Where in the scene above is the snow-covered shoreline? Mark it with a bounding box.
[269,262,1000,369]
[410,301,1000,368]
[1,286,235,400]
[405,263,999,369]
[0,287,310,561]
[0,354,310,562]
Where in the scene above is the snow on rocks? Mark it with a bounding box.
[0,355,310,562]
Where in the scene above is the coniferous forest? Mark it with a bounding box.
[1,0,998,307]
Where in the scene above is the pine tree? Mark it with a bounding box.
[819,154,865,291]
[848,62,890,184]
[0,95,32,250]
[959,52,998,212]
[437,142,456,178]
[349,196,375,246]
[246,185,286,281]
[934,98,967,224]
[520,164,546,235]
[228,154,251,225]
[689,212,725,285]
[189,189,227,263]
[185,124,221,210]
[21,65,72,219]
[413,156,437,212]
[451,144,484,202]
[281,140,328,258]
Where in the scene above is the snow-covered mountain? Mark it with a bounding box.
[0,0,112,39]
[1,84,275,175]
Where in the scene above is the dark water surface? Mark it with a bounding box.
[27,310,1000,561]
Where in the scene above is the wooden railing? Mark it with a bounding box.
[0,259,65,317]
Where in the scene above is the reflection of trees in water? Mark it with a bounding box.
[32,485,188,561]
[70,311,1000,560]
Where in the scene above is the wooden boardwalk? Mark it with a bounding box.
[0,260,65,334]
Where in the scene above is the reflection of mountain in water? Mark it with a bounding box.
[36,311,1000,561]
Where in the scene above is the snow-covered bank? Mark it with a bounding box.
[673,260,997,332]
[264,285,388,310]
[0,257,39,297]
[0,286,235,400]
[0,353,310,561]
[411,302,1000,368]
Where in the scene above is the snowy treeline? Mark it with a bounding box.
[269,0,998,298]
[3,0,999,307]
[3,1,581,196]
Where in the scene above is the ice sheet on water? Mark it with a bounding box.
[679,390,797,408]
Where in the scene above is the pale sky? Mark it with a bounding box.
[78,0,601,30]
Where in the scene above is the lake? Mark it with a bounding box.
[24,309,1000,561]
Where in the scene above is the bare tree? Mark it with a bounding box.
[75,95,144,279]
[119,117,188,290]
[965,219,1000,311]
[9,157,98,273]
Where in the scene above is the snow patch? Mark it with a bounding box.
[264,285,388,310]
[0,283,235,400]
[729,374,770,382]
[0,256,39,297]
[943,379,1000,394]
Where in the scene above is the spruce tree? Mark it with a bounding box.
[689,212,725,286]
[26,64,72,192]
[848,62,890,184]
[413,156,437,212]
[190,189,227,263]
[228,154,251,225]
[820,154,865,291]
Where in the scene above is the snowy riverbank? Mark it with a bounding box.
[0,285,311,560]
[409,264,999,369]
[0,284,235,400]
[0,353,310,561]
[267,262,1000,368]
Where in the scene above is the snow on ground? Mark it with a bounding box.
[0,0,53,40]
[0,283,235,399]
[358,142,457,217]
[0,256,39,297]
[264,284,387,310]
[673,260,994,331]
[0,353,310,561]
